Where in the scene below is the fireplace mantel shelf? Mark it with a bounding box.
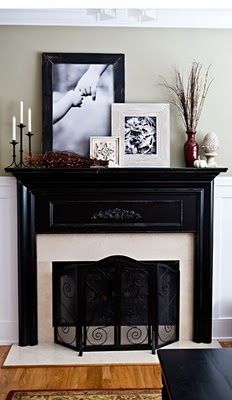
[5,166,227,181]
[6,166,227,348]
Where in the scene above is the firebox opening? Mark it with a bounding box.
[52,255,179,356]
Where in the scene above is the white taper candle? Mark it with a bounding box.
[20,101,23,124]
[12,116,16,141]
[28,108,32,132]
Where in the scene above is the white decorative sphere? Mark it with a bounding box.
[202,132,219,154]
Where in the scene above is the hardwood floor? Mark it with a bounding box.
[0,346,161,400]
[219,341,232,348]
[1,342,231,399]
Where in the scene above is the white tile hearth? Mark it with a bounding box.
[4,341,221,366]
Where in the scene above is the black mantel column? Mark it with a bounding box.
[194,180,214,343]
[17,181,37,345]
[6,167,227,347]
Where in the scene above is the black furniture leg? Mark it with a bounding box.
[162,375,170,400]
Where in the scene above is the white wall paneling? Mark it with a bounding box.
[0,177,18,344]
[213,177,232,339]
[0,175,231,343]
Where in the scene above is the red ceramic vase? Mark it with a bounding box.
[184,130,199,167]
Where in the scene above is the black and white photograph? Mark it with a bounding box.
[124,116,157,155]
[42,53,125,155]
[112,103,170,167]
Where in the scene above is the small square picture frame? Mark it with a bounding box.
[90,136,119,167]
[112,103,170,167]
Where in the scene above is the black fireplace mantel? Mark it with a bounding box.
[6,167,227,347]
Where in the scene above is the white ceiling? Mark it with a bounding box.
[0,8,232,28]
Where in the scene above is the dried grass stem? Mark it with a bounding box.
[161,62,213,132]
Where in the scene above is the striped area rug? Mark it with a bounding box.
[6,390,161,400]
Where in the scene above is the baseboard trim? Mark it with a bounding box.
[0,321,18,344]
[212,318,232,340]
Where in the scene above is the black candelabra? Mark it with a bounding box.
[7,140,18,168]
[17,123,27,167]
[26,130,34,166]
[7,123,34,168]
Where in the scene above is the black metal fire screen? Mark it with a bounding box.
[52,256,179,355]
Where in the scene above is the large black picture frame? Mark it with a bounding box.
[42,53,125,153]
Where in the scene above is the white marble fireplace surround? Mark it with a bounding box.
[4,232,221,366]
[37,233,194,343]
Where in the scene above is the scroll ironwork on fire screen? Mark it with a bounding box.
[52,256,179,356]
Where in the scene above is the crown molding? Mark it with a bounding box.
[0,8,232,28]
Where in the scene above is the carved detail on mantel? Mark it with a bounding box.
[91,207,142,221]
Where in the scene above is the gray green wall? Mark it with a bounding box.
[0,26,231,174]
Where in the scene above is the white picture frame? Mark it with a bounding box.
[90,136,119,167]
[112,103,170,167]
